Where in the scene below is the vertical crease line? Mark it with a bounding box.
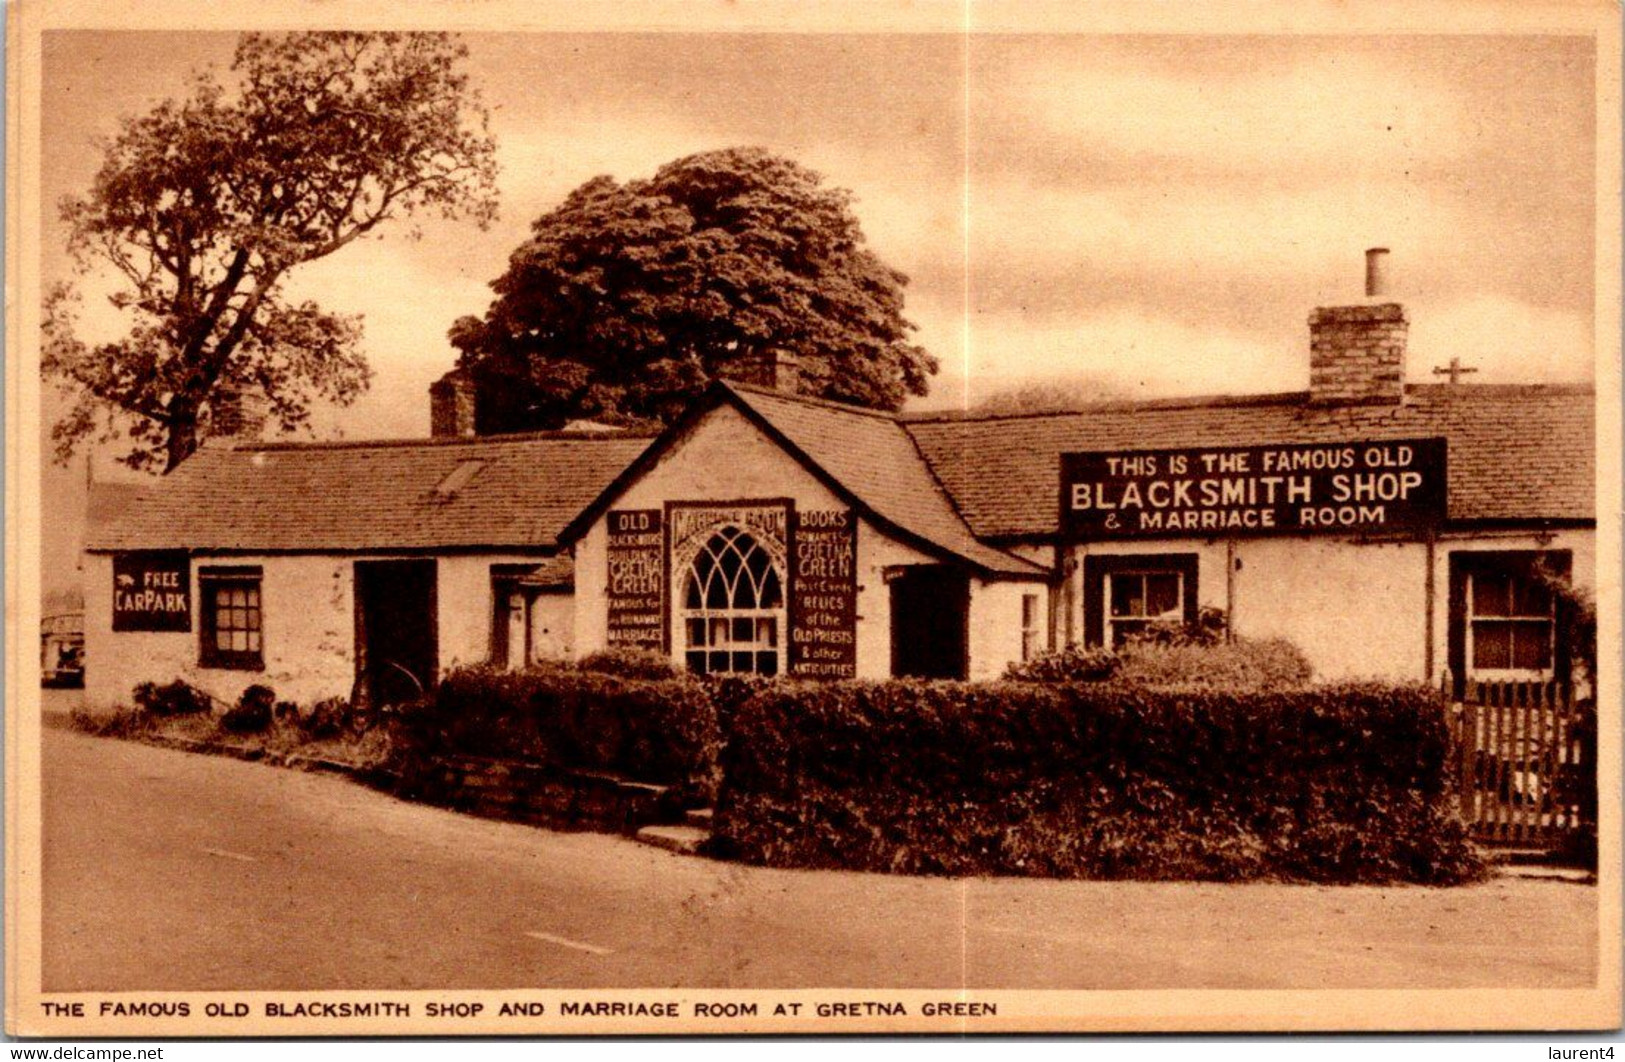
[960,0,973,1024]
[961,0,973,415]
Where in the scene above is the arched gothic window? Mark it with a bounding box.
[682,525,784,676]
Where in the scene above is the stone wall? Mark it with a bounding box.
[404,755,687,833]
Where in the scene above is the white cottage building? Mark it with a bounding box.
[83,267,1595,708]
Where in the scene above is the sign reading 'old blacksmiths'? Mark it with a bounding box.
[789,509,858,679]
[112,551,192,632]
[1062,438,1448,539]
[605,509,664,650]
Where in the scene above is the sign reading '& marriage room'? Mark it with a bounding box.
[789,509,858,679]
[605,510,664,651]
[1061,438,1447,539]
[112,551,192,632]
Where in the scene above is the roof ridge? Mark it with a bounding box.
[901,390,1310,424]
[233,429,657,453]
[722,381,903,421]
[900,380,1597,426]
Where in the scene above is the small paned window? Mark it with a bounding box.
[1082,554,1199,650]
[1467,569,1554,676]
[200,568,263,670]
[1106,571,1183,647]
[1020,593,1042,662]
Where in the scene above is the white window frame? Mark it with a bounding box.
[1020,592,1043,662]
[681,525,786,677]
[1465,569,1556,681]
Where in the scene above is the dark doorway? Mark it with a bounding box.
[890,565,970,680]
[355,560,438,709]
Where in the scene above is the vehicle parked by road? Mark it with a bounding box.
[41,610,84,688]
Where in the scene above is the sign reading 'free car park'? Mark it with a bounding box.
[1061,438,1448,539]
[111,550,192,632]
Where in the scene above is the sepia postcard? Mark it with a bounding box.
[5,0,1621,1038]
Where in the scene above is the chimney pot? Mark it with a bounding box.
[1364,247,1391,298]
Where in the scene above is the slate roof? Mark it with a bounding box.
[85,431,655,553]
[87,380,1593,565]
[902,384,1595,540]
[723,385,1047,576]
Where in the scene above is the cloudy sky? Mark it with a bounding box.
[38,30,1596,584]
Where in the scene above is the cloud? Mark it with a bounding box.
[995,48,1471,177]
[913,302,1300,411]
[965,173,1467,294]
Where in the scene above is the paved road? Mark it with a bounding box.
[42,728,1597,991]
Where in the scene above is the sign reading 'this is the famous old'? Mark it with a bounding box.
[789,509,858,679]
[1061,438,1448,539]
[112,551,192,632]
[605,510,664,650]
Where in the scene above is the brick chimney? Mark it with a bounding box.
[1307,248,1408,406]
[430,369,477,437]
[209,386,270,440]
[721,347,801,393]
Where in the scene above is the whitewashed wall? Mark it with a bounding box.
[84,549,555,711]
[967,578,1049,681]
[84,552,355,710]
[572,403,1042,679]
[1060,528,1596,682]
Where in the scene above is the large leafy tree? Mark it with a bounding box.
[449,147,936,429]
[45,32,499,472]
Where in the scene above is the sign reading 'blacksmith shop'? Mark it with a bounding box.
[112,551,191,632]
[605,510,664,650]
[1062,438,1447,539]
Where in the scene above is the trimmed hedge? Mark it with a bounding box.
[393,664,720,798]
[1004,632,1312,691]
[1113,638,1312,690]
[712,679,1485,884]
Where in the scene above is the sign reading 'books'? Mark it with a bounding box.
[1061,438,1448,539]
[789,509,858,679]
[112,551,191,632]
[605,509,664,650]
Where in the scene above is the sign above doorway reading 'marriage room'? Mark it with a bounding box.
[1061,439,1448,540]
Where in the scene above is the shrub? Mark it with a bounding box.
[132,679,214,717]
[1136,605,1229,647]
[394,664,720,794]
[1004,645,1119,683]
[299,696,354,739]
[220,684,275,734]
[1114,637,1313,690]
[713,679,1485,885]
[577,648,680,681]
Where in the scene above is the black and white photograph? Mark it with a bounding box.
[7,0,1620,1038]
